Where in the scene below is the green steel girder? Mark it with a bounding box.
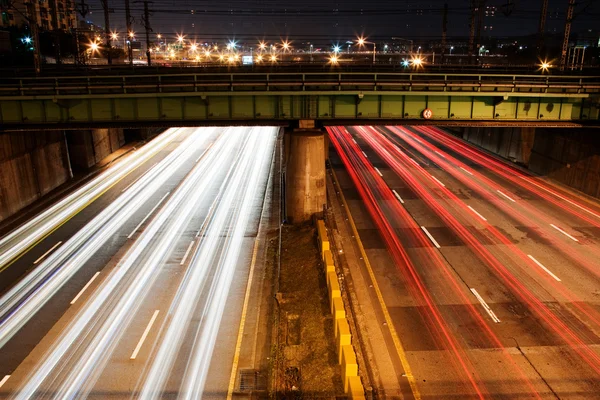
[1,94,598,127]
[0,71,599,127]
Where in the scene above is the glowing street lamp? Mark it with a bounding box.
[329,55,339,65]
[204,50,211,57]
[270,54,277,62]
[259,41,267,51]
[110,32,118,41]
[22,36,32,44]
[356,36,376,64]
[539,60,552,73]
[256,54,263,62]
[190,43,198,52]
[333,45,341,54]
[411,56,424,68]
[177,35,185,44]
[128,31,135,39]
[281,41,290,51]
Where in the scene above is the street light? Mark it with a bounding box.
[270,54,277,62]
[333,45,341,54]
[411,56,424,68]
[356,36,376,64]
[450,46,454,55]
[259,41,267,51]
[329,54,339,65]
[128,31,135,39]
[110,32,118,41]
[22,36,32,44]
[177,35,185,44]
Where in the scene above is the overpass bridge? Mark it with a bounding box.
[0,70,599,130]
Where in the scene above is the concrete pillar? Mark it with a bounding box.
[520,127,536,166]
[285,129,326,223]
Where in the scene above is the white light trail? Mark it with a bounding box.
[0,375,10,389]
[138,127,276,399]
[0,128,186,270]
[127,192,171,239]
[13,128,229,399]
[0,129,212,349]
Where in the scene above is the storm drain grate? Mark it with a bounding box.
[239,369,267,392]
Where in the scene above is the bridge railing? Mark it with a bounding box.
[1,72,600,97]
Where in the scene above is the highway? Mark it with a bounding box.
[0,126,277,398]
[328,125,600,399]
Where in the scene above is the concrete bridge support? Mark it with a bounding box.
[285,129,327,223]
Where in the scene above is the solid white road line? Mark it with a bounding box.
[180,240,195,265]
[392,190,405,204]
[467,206,487,222]
[362,151,368,158]
[127,192,170,239]
[33,241,63,265]
[130,310,160,360]
[70,272,101,305]
[460,167,474,176]
[409,158,420,167]
[430,175,446,187]
[470,288,501,323]
[420,226,441,249]
[497,190,516,203]
[434,151,446,158]
[527,255,561,282]
[121,163,157,192]
[0,375,10,389]
[520,176,600,219]
[374,167,383,177]
[550,224,579,242]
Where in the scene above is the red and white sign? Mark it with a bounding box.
[422,108,433,119]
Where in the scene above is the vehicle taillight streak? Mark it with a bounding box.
[356,126,600,378]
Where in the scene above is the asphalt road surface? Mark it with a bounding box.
[329,125,600,399]
[0,126,277,399]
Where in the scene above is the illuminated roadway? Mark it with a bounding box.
[329,125,600,398]
[0,126,277,398]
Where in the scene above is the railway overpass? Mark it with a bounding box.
[1,70,599,130]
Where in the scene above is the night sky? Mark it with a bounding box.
[82,0,599,43]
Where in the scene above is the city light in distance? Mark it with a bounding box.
[22,36,32,44]
[256,54,263,62]
[110,32,118,40]
[329,55,339,64]
[281,41,290,51]
[411,56,424,68]
[128,31,135,38]
[270,54,277,62]
[333,45,341,54]
[177,35,185,43]
[190,43,198,51]
[204,50,211,57]
[259,41,266,50]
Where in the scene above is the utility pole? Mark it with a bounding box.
[76,0,89,65]
[468,0,477,61]
[560,0,575,71]
[25,1,41,74]
[441,2,448,61]
[142,0,152,66]
[125,0,133,66]
[49,0,61,65]
[537,0,548,56]
[476,0,486,55]
[100,0,112,65]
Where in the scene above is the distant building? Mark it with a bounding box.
[0,0,77,31]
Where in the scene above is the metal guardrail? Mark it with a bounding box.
[1,72,600,98]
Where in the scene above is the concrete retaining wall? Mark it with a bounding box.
[1,128,129,223]
[0,131,72,222]
[458,126,600,199]
[460,126,535,166]
[529,128,600,198]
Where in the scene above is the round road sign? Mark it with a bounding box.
[422,108,433,119]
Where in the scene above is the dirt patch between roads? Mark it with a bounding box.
[272,223,343,398]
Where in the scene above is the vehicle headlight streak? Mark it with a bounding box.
[0,129,214,350]
[12,127,277,399]
[0,128,187,270]
[138,127,276,399]
[14,129,234,399]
